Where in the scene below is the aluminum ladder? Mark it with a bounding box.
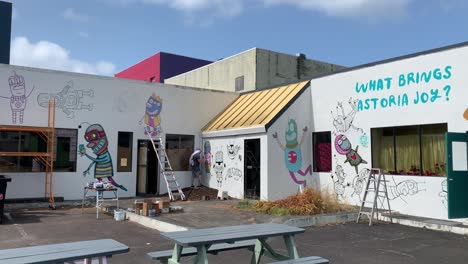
[356,168,393,226]
[144,129,186,201]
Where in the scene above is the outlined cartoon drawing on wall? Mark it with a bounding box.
[330,164,348,199]
[204,141,212,174]
[139,93,162,137]
[272,119,312,186]
[0,71,35,124]
[440,179,448,208]
[386,178,426,203]
[37,81,93,118]
[225,167,242,181]
[227,142,241,161]
[79,123,127,191]
[213,150,226,188]
[335,134,367,174]
[350,168,370,199]
[331,97,363,134]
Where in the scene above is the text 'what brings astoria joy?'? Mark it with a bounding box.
[355,65,452,111]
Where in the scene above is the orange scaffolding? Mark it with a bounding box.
[0,98,56,209]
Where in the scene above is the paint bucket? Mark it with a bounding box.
[114,209,125,221]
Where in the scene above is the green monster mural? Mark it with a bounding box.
[273,119,312,185]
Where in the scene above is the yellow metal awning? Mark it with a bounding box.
[203,80,310,133]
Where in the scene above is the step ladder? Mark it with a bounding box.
[356,168,393,226]
[144,128,186,201]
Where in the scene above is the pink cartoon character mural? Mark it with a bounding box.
[139,93,162,137]
[79,124,127,191]
[335,134,367,174]
[0,71,35,124]
[273,119,312,185]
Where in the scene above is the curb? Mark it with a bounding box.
[284,212,359,228]
[378,214,468,236]
[124,211,189,232]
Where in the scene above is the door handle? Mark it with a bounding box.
[448,178,454,181]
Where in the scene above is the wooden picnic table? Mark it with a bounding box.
[0,238,129,264]
[160,223,305,264]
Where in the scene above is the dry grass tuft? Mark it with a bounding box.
[238,188,355,216]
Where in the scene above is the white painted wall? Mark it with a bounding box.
[310,45,468,220]
[266,86,315,201]
[0,64,238,200]
[201,134,268,200]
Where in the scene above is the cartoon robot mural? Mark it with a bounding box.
[331,97,363,134]
[227,142,241,161]
[439,179,448,207]
[273,119,312,185]
[79,124,127,191]
[204,141,212,173]
[212,150,226,188]
[37,81,93,118]
[0,71,35,124]
[335,134,367,174]
[350,168,371,199]
[139,93,162,137]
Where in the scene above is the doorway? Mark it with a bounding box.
[137,140,159,196]
[244,139,261,199]
[446,132,468,219]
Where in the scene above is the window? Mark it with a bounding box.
[165,134,194,171]
[235,76,244,92]
[0,128,77,172]
[371,123,447,176]
[313,132,332,172]
[117,131,133,172]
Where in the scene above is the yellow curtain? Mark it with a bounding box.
[379,136,394,173]
[422,134,446,176]
[395,135,420,175]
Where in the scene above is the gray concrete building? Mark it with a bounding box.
[165,48,345,92]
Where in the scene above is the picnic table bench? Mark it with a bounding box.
[149,223,321,264]
[269,256,329,263]
[0,238,129,264]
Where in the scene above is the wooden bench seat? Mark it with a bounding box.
[0,239,129,264]
[269,256,329,264]
[148,239,256,263]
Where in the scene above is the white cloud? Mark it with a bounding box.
[261,0,411,18]
[10,37,116,76]
[62,8,91,23]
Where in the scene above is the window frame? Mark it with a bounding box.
[117,131,133,172]
[235,76,244,92]
[371,123,447,177]
[312,131,332,173]
[165,134,195,171]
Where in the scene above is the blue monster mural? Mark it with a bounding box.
[273,119,312,185]
[139,93,162,137]
[79,124,127,191]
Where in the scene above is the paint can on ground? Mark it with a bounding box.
[114,209,125,221]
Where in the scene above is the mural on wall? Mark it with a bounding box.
[330,164,348,199]
[227,142,242,161]
[335,134,367,174]
[139,93,162,137]
[204,141,212,173]
[331,98,363,134]
[387,178,425,203]
[37,81,93,118]
[0,71,35,124]
[79,123,127,191]
[440,179,448,207]
[273,119,312,185]
[213,150,226,188]
[225,167,242,181]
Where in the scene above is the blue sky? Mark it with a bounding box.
[7,0,468,76]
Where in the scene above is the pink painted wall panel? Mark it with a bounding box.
[115,53,161,82]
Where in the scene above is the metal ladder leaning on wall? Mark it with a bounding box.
[144,128,186,201]
[356,168,393,226]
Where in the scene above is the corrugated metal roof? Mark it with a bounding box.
[203,80,310,132]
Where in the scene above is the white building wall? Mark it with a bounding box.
[165,49,257,92]
[0,64,238,200]
[266,86,315,201]
[201,134,268,200]
[310,45,468,220]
